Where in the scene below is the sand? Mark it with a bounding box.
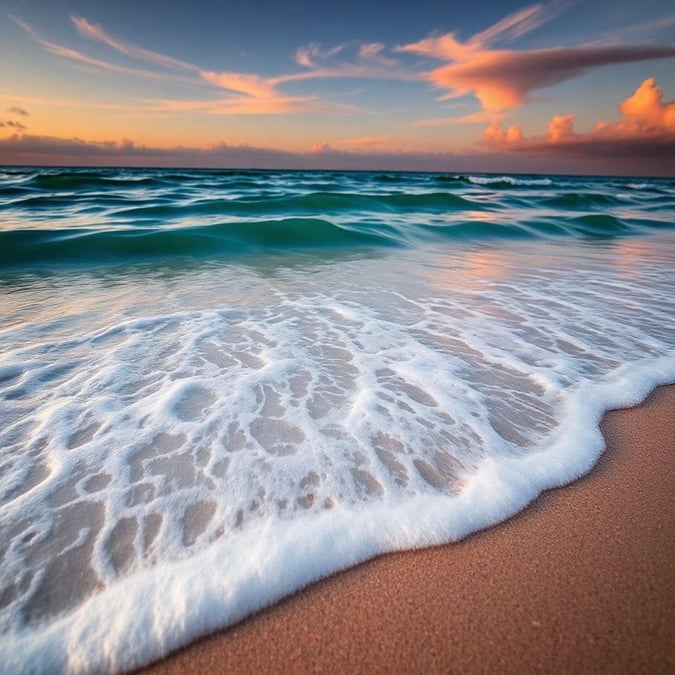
[138,385,675,674]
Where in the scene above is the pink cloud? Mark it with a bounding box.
[199,71,279,99]
[481,79,675,174]
[397,4,675,111]
[294,43,345,68]
[155,94,324,116]
[414,110,505,127]
[484,121,524,144]
[546,114,575,142]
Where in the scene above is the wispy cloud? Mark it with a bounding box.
[413,110,505,127]
[7,106,30,116]
[282,41,416,86]
[71,16,199,73]
[152,94,327,116]
[14,15,380,116]
[600,13,675,42]
[294,43,345,68]
[397,3,675,110]
[11,15,197,85]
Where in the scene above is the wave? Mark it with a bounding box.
[0,166,673,673]
[468,175,553,187]
[1,168,673,269]
[432,175,555,188]
[32,172,158,191]
[0,218,399,266]
[541,192,627,209]
[112,191,484,221]
[3,213,669,267]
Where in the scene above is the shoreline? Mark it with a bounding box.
[139,385,675,674]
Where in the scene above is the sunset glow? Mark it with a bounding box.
[1,0,674,174]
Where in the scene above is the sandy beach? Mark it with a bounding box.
[138,385,675,674]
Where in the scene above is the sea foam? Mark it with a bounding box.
[0,169,674,673]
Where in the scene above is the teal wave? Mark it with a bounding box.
[0,168,673,268]
[0,218,398,266]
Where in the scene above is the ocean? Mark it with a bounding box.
[1,167,674,673]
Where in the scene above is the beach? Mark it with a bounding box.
[1,168,673,674]
[141,385,675,674]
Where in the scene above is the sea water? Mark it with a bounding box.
[0,168,674,673]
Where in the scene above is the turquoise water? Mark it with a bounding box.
[1,167,674,673]
[1,168,673,266]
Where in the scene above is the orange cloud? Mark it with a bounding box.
[547,114,575,143]
[615,78,675,133]
[397,5,675,111]
[484,121,523,144]
[413,110,504,127]
[481,78,675,169]
[14,15,327,117]
[155,95,323,116]
[199,71,279,99]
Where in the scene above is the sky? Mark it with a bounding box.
[1,0,674,174]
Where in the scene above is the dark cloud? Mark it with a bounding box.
[514,134,675,162]
[0,132,672,176]
[0,120,27,130]
[7,106,29,116]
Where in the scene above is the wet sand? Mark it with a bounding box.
[139,385,675,674]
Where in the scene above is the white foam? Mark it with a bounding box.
[468,175,553,186]
[0,235,674,673]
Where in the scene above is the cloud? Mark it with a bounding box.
[483,120,524,144]
[154,94,326,116]
[309,142,335,154]
[294,43,345,68]
[604,13,675,42]
[70,13,307,112]
[0,133,465,171]
[14,14,402,118]
[1,130,671,175]
[71,16,198,72]
[546,114,575,142]
[358,43,397,66]
[480,78,675,173]
[0,120,27,130]
[13,15,325,115]
[396,3,565,61]
[431,45,675,111]
[199,71,279,99]
[11,15,196,85]
[414,110,505,127]
[614,77,675,133]
[7,106,29,116]
[282,41,416,87]
[470,2,562,45]
[397,4,675,111]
